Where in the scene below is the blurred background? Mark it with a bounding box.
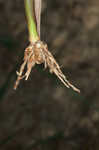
[0,0,99,149]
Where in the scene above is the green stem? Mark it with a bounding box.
[24,0,39,42]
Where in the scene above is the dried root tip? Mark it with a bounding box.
[53,67,80,93]
[61,74,80,93]
[14,76,22,90]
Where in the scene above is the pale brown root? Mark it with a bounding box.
[14,40,80,93]
[14,45,34,89]
[49,59,80,93]
[25,62,35,80]
[53,66,80,93]
[42,44,80,93]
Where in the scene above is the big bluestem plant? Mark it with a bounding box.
[14,0,80,93]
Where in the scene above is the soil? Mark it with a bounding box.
[0,0,99,150]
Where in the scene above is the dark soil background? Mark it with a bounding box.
[0,0,99,149]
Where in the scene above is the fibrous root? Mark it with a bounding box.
[14,40,80,93]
